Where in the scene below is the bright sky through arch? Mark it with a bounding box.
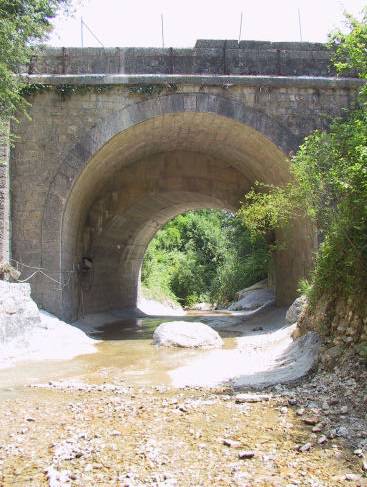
[48,0,366,48]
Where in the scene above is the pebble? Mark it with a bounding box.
[298,443,312,452]
[223,439,241,448]
[303,417,319,426]
[340,406,348,414]
[280,407,288,414]
[296,408,305,416]
[335,426,349,438]
[110,430,122,437]
[353,448,363,457]
[235,394,270,403]
[345,473,361,481]
[318,435,327,444]
[238,450,255,459]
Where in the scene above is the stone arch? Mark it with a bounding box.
[39,92,310,320]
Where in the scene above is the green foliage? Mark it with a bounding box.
[141,210,269,307]
[238,8,367,310]
[0,0,68,124]
[21,83,114,99]
[357,342,367,361]
[237,182,297,237]
[238,105,367,307]
[297,279,312,298]
[128,83,177,97]
[328,7,367,79]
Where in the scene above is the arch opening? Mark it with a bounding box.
[56,111,312,321]
[139,208,270,313]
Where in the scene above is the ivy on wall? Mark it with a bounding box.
[20,83,179,100]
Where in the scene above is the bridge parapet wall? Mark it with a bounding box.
[27,40,337,77]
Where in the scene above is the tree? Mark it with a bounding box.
[141,210,269,307]
[328,7,367,82]
[0,0,68,128]
[237,8,367,347]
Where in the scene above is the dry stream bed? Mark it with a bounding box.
[0,310,366,486]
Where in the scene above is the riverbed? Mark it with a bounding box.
[0,308,366,486]
[0,307,318,400]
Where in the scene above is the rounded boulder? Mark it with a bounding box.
[153,321,223,349]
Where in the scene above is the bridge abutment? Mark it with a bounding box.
[0,122,10,265]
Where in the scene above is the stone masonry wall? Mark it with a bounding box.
[0,123,10,263]
[28,41,336,77]
[11,83,359,316]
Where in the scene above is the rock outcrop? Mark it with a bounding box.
[299,294,367,347]
[228,281,274,312]
[153,321,223,348]
[138,291,185,316]
[0,281,43,344]
[0,281,96,368]
[286,295,308,324]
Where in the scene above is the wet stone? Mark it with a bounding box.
[303,417,319,426]
[223,438,241,448]
[235,394,270,403]
[345,473,361,481]
[238,450,256,459]
[298,443,312,452]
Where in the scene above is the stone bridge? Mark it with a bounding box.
[0,40,363,321]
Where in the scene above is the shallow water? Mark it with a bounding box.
[0,315,244,400]
[0,311,356,487]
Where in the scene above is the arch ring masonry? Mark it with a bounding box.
[5,44,363,322]
[43,92,303,321]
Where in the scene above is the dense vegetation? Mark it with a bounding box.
[238,9,367,347]
[0,0,68,136]
[141,210,269,308]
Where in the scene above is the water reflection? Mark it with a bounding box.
[0,309,287,400]
[86,316,243,341]
[87,318,160,340]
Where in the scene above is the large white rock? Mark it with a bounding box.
[228,287,275,312]
[286,295,307,324]
[235,279,268,300]
[0,281,43,344]
[0,281,96,368]
[153,321,223,348]
[138,296,185,316]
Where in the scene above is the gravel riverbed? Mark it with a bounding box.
[0,355,366,487]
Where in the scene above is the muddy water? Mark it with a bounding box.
[0,316,241,400]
